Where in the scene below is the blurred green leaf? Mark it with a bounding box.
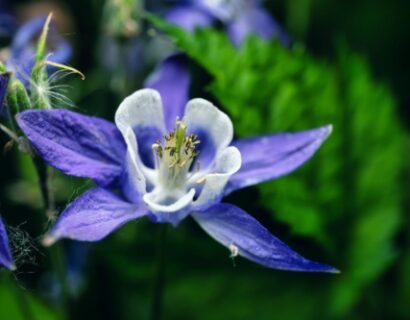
[0,275,57,320]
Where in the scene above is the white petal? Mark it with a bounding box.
[124,128,147,195]
[193,146,241,208]
[115,89,166,137]
[184,98,233,155]
[143,188,196,213]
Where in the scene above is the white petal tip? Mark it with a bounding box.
[41,234,57,247]
[328,267,341,274]
[325,124,333,136]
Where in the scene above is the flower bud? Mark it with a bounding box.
[7,79,32,113]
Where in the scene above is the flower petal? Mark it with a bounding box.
[144,188,196,226]
[121,128,151,202]
[115,89,166,167]
[145,54,191,132]
[165,6,213,32]
[115,88,166,137]
[192,146,241,209]
[44,188,148,244]
[227,6,291,46]
[196,0,239,21]
[143,188,195,213]
[193,203,338,272]
[184,98,233,168]
[226,125,332,195]
[17,109,126,187]
[0,215,14,270]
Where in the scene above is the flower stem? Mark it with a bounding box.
[150,224,168,320]
[32,157,55,221]
[9,275,35,320]
[31,157,70,318]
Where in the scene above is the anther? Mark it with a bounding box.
[195,176,207,184]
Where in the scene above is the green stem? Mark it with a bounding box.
[32,158,54,221]
[5,105,19,137]
[150,224,168,320]
[31,157,70,319]
[10,275,35,320]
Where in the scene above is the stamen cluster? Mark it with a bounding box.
[153,120,200,190]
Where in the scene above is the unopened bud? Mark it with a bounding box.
[0,62,7,73]
[7,79,32,113]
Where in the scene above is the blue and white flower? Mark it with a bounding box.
[17,88,337,272]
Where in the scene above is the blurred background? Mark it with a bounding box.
[1,0,410,319]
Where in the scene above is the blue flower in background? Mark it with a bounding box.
[17,88,337,272]
[2,16,72,87]
[0,72,10,113]
[166,0,290,46]
[146,0,290,134]
[0,0,15,36]
[0,215,14,270]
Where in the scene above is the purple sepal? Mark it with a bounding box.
[193,203,338,272]
[227,6,291,46]
[0,215,14,270]
[48,188,148,242]
[0,72,10,113]
[226,125,332,195]
[145,53,191,131]
[17,109,126,187]
[165,5,213,32]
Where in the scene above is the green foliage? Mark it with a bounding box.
[0,275,57,320]
[150,17,406,318]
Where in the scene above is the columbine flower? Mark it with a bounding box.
[17,89,337,272]
[166,0,290,46]
[0,215,14,270]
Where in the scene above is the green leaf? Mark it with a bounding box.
[0,275,58,320]
[150,17,406,318]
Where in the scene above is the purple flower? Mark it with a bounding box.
[0,215,14,270]
[4,16,72,86]
[166,0,290,46]
[17,89,337,272]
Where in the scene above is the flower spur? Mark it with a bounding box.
[17,89,338,272]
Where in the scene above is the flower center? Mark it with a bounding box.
[152,119,200,192]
